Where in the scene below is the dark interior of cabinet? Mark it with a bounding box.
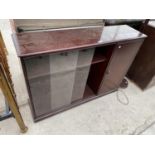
[83,45,115,99]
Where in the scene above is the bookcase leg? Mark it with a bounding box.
[0,66,28,133]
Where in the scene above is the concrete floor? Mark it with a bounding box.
[0,19,155,135]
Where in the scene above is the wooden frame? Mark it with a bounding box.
[0,63,28,133]
[0,32,8,55]
[0,31,15,95]
[0,31,27,133]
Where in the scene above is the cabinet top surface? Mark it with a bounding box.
[13,25,146,57]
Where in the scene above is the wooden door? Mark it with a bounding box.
[99,39,144,94]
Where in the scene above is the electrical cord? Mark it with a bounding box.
[116,88,129,105]
[107,78,130,105]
